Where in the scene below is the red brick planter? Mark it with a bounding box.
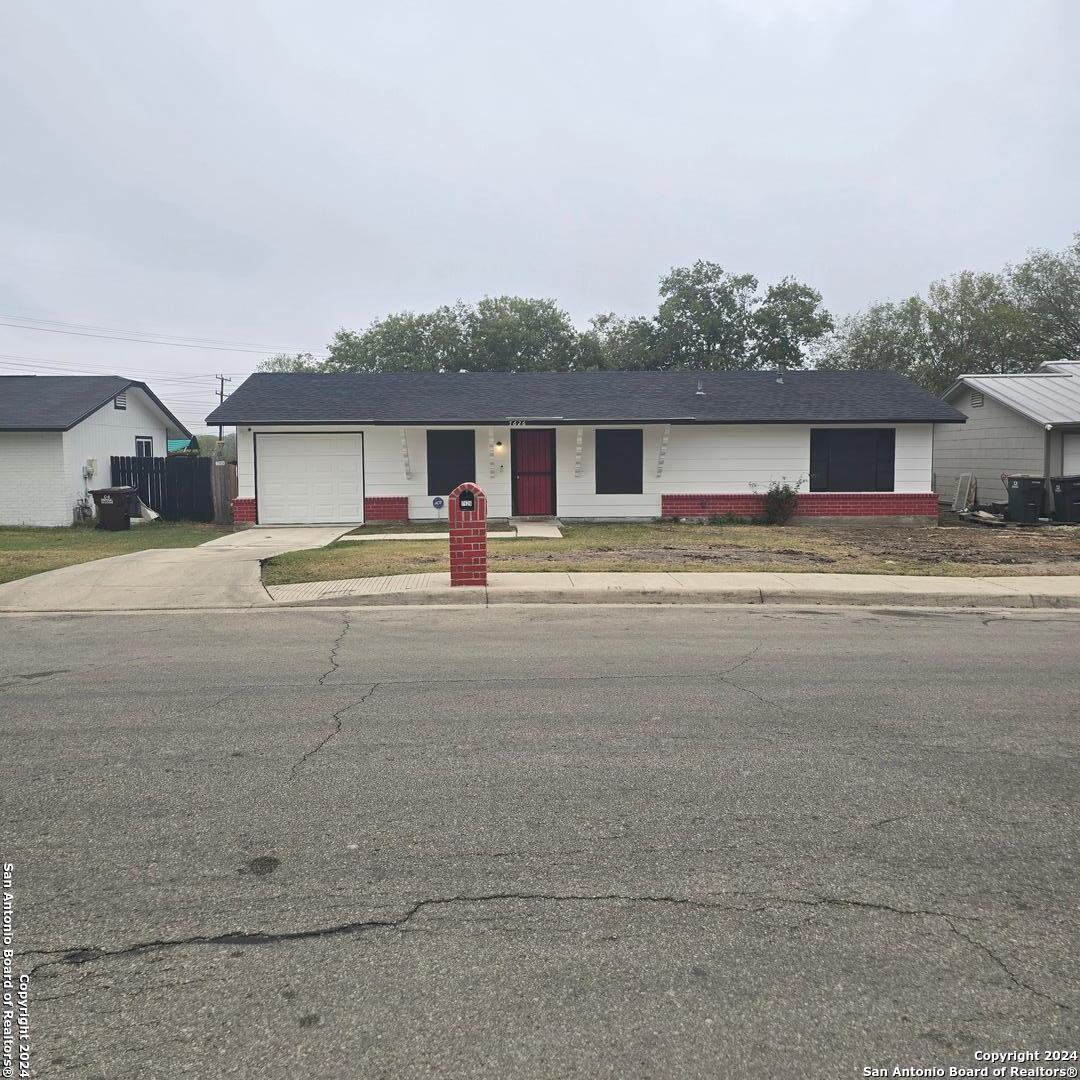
[232,497,257,525]
[364,496,409,522]
[661,492,938,519]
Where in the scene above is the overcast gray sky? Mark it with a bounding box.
[1,0,1077,432]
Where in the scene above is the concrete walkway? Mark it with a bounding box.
[267,569,1080,609]
[338,520,562,542]
[0,527,350,612]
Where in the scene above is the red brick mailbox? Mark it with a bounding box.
[449,482,487,586]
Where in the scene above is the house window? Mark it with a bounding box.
[135,436,153,457]
[595,429,643,495]
[426,430,475,495]
[970,391,984,408]
[114,393,127,410]
[810,429,895,492]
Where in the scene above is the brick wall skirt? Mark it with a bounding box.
[661,492,939,519]
[364,496,409,522]
[232,497,257,525]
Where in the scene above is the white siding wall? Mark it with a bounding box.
[0,432,70,526]
[933,389,1045,505]
[237,422,935,521]
[62,388,172,511]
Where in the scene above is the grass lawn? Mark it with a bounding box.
[0,522,232,584]
[262,520,1080,586]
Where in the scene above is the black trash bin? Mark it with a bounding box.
[1005,474,1046,524]
[89,486,136,531]
[1050,475,1080,524]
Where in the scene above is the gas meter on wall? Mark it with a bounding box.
[82,459,97,481]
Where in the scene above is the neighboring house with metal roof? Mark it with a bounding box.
[933,361,1080,508]
[0,376,191,526]
[206,370,963,526]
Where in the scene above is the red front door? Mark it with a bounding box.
[512,429,556,516]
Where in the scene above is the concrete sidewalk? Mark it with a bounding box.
[338,520,562,542]
[0,527,350,611]
[267,569,1080,609]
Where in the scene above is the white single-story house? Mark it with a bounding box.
[206,370,963,526]
[0,376,191,526]
[934,360,1080,508]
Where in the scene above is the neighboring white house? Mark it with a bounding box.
[206,370,963,526]
[0,376,191,526]
[934,360,1080,508]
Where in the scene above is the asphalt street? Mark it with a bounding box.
[2,604,1078,1079]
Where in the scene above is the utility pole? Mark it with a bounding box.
[215,375,232,443]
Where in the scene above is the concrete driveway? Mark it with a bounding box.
[0,526,349,611]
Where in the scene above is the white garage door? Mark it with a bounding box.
[1064,433,1080,475]
[256,433,364,524]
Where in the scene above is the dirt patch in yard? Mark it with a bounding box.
[494,545,841,568]
[262,519,1080,586]
[825,524,1080,566]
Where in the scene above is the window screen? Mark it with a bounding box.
[809,429,895,492]
[426,430,476,495]
[595,429,643,495]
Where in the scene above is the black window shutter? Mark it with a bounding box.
[426,430,476,496]
[809,430,829,492]
[875,429,895,491]
[595,429,643,495]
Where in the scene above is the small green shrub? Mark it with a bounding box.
[752,477,803,526]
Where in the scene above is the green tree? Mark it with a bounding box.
[579,313,658,370]
[815,298,934,383]
[816,270,1051,395]
[258,352,322,372]
[650,261,832,371]
[653,261,760,370]
[464,296,580,372]
[751,278,834,370]
[1007,234,1080,362]
[324,304,470,373]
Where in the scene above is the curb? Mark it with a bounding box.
[274,587,1080,610]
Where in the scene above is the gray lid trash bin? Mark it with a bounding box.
[89,486,136,531]
[1005,475,1045,524]
[1050,475,1080,524]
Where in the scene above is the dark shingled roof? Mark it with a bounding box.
[0,376,191,435]
[206,370,965,426]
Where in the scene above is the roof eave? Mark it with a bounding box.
[945,377,1053,426]
[205,415,964,426]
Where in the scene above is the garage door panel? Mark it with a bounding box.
[1065,434,1080,475]
[256,433,364,524]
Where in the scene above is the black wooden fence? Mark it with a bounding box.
[111,456,214,522]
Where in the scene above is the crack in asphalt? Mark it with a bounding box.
[869,815,907,829]
[22,890,1067,1009]
[938,916,1067,1010]
[710,644,787,712]
[316,613,351,686]
[289,683,379,778]
[287,645,766,777]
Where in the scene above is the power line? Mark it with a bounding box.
[0,353,250,381]
[0,314,322,354]
[0,313,319,352]
[0,320,318,354]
